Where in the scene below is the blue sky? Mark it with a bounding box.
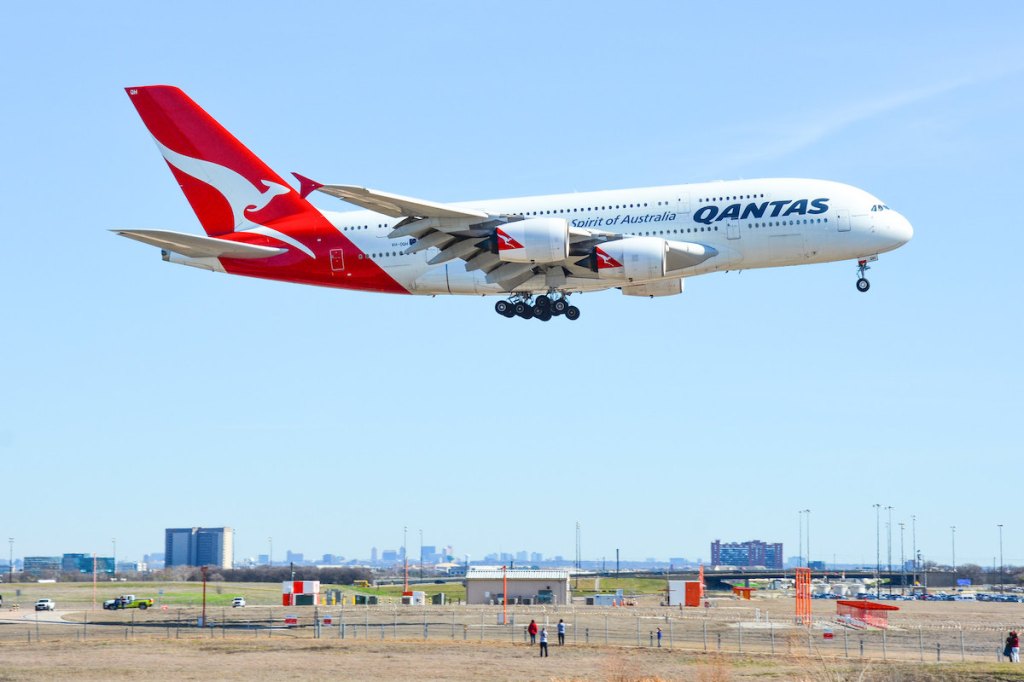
[2,2,1022,568]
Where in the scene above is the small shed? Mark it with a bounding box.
[835,600,899,629]
[464,568,571,605]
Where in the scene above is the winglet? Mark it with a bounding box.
[292,172,323,200]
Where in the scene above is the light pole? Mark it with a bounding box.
[268,537,273,567]
[419,528,424,580]
[112,538,116,578]
[805,509,812,569]
[873,504,881,597]
[911,515,917,588]
[886,506,894,594]
[7,538,12,584]
[950,526,956,574]
[999,524,1004,594]
[403,526,408,592]
[899,522,905,594]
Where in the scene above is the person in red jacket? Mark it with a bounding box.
[527,619,538,645]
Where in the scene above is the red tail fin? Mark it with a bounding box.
[126,86,312,237]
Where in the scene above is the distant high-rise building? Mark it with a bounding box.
[710,540,783,569]
[530,552,543,563]
[515,551,528,562]
[165,527,234,569]
[381,549,398,564]
[370,547,378,564]
[23,557,61,574]
[143,552,165,569]
[286,550,304,564]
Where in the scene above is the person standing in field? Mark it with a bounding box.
[1011,631,1020,663]
[539,627,549,657]
[557,619,565,645]
[528,619,538,645]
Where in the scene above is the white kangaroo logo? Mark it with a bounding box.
[155,140,314,258]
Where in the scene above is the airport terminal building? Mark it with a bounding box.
[464,568,571,605]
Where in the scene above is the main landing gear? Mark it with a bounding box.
[856,259,871,292]
[494,293,580,321]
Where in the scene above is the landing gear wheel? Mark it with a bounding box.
[535,309,552,322]
[517,304,534,319]
[565,306,581,321]
[855,259,872,292]
[513,301,528,316]
[495,300,512,316]
[551,299,568,315]
[535,295,551,310]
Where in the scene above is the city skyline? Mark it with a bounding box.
[4,516,1017,572]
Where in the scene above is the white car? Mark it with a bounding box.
[35,599,55,611]
[231,597,246,608]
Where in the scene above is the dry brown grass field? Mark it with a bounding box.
[3,583,1024,680]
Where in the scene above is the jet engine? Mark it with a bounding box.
[579,236,717,282]
[492,218,570,264]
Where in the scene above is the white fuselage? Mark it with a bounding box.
[319,178,912,295]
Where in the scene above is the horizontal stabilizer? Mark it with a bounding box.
[316,184,489,220]
[113,229,288,259]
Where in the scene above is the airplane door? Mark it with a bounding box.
[675,192,690,215]
[726,221,741,240]
[329,248,345,272]
[836,209,851,232]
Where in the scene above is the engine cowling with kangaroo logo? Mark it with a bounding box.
[584,236,718,282]
[590,237,668,282]
[494,218,570,264]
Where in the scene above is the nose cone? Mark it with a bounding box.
[889,213,914,247]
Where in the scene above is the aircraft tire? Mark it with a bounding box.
[565,306,581,321]
[856,278,870,292]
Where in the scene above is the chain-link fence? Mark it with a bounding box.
[0,603,1014,663]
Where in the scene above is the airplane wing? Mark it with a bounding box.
[302,177,714,291]
[113,229,288,259]
[314,184,489,220]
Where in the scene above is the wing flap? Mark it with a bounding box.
[113,229,288,259]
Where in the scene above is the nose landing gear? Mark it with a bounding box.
[856,259,872,292]
[494,293,580,321]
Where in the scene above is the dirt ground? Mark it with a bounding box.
[2,638,1024,681]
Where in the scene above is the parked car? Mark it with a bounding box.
[35,598,55,611]
[231,597,246,608]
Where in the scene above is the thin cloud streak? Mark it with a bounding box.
[707,65,1024,175]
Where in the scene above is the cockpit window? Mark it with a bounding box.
[870,204,892,212]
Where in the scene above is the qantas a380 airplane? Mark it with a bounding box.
[118,86,913,321]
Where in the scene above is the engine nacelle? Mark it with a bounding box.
[581,237,718,281]
[494,218,570,264]
[590,237,668,282]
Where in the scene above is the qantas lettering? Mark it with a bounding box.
[693,198,829,225]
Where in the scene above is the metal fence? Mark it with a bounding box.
[0,604,1012,663]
